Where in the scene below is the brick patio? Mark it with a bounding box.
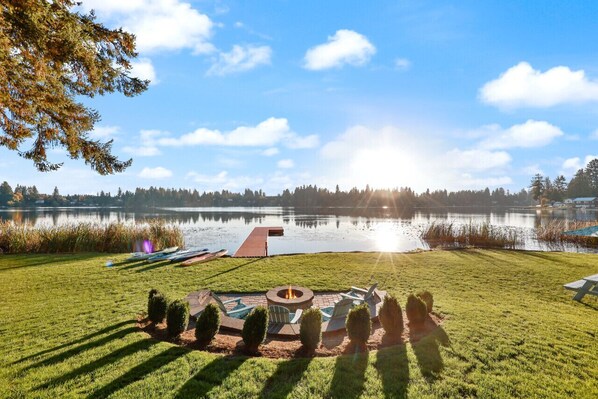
[218,291,343,310]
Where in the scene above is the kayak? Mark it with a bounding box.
[180,249,228,266]
[143,247,180,263]
[168,248,209,262]
[126,246,178,262]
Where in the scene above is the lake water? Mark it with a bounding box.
[1,207,597,254]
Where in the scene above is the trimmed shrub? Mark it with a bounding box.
[195,303,221,345]
[242,306,269,352]
[299,307,322,351]
[406,294,427,326]
[417,291,434,313]
[379,294,404,337]
[148,292,168,323]
[148,288,159,300]
[167,299,190,338]
[346,303,371,346]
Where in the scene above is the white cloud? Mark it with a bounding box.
[445,149,511,171]
[277,159,294,169]
[560,155,598,176]
[122,146,161,157]
[590,129,598,140]
[521,164,544,176]
[395,58,411,71]
[121,129,166,156]
[81,0,215,54]
[304,29,376,70]
[262,147,279,156]
[207,45,271,76]
[186,170,263,190]
[458,174,513,187]
[480,62,598,108]
[477,120,563,150]
[130,58,158,84]
[89,126,120,140]
[138,166,172,179]
[156,118,318,149]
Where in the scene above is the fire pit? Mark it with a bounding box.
[266,285,314,312]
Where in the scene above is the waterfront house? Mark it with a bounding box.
[571,197,598,208]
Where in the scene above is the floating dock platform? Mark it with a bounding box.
[233,226,284,257]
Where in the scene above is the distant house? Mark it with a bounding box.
[564,198,574,204]
[572,197,598,208]
[35,200,45,205]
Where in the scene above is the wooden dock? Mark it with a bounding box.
[233,226,284,258]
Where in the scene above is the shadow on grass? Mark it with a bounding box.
[25,326,138,371]
[0,254,96,272]
[135,260,172,273]
[88,346,189,399]
[174,355,247,398]
[14,320,134,365]
[375,342,409,399]
[329,350,369,399]
[204,258,264,281]
[410,324,450,381]
[35,338,157,390]
[259,357,312,398]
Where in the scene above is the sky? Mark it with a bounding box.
[3,0,598,195]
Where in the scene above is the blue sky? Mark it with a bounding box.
[2,0,598,195]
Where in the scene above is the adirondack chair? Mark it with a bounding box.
[211,293,255,319]
[564,274,598,301]
[320,298,354,322]
[340,283,378,304]
[268,305,302,324]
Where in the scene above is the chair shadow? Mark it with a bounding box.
[174,355,247,398]
[204,258,264,281]
[35,338,157,390]
[328,350,369,399]
[374,341,409,399]
[410,323,450,381]
[14,319,134,365]
[25,326,138,371]
[259,357,312,398]
[88,346,189,399]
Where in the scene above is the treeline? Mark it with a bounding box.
[0,181,534,209]
[529,158,598,202]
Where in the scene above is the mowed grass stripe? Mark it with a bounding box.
[0,250,596,398]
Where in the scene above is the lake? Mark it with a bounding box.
[1,207,597,254]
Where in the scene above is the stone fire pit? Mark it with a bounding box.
[266,285,314,312]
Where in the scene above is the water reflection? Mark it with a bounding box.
[0,207,596,254]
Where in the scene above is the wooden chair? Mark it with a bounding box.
[268,305,302,324]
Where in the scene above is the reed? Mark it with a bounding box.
[422,221,520,249]
[0,219,183,254]
[535,219,598,247]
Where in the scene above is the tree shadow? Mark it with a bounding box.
[25,326,137,371]
[329,350,369,399]
[204,258,263,281]
[88,346,188,399]
[35,338,157,390]
[259,357,312,398]
[135,260,172,273]
[174,355,247,398]
[375,341,409,399]
[0,254,96,272]
[410,324,450,381]
[14,319,134,365]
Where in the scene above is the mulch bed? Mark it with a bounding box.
[137,313,445,359]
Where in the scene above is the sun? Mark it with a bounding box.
[373,222,400,252]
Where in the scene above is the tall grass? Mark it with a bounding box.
[535,219,598,247]
[422,221,521,249]
[0,220,184,254]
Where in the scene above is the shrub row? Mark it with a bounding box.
[147,288,189,338]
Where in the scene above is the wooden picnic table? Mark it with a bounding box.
[564,273,598,301]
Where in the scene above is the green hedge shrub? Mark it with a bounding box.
[379,294,403,337]
[148,288,159,300]
[242,306,269,352]
[417,291,434,313]
[406,294,427,325]
[195,303,221,345]
[167,299,189,338]
[346,303,371,346]
[300,307,322,351]
[148,292,168,323]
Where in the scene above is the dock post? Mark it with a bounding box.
[265,241,268,257]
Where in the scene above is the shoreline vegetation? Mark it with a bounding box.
[2,218,597,254]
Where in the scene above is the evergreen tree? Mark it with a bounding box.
[530,174,544,202]
[567,169,593,198]
[0,0,147,174]
[0,181,13,205]
[585,158,598,194]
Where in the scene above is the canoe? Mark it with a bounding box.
[181,249,228,266]
[168,248,209,262]
[144,247,180,263]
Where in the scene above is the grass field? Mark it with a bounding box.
[0,250,597,398]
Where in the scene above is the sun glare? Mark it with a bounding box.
[373,223,400,252]
[351,147,415,188]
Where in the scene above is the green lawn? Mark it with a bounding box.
[0,250,597,398]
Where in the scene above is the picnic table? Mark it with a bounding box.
[564,274,598,301]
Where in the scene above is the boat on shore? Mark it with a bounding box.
[181,249,228,266]
[167,248,209,262]
[127,246,179,262]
